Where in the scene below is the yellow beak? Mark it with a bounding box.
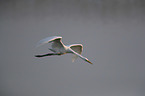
[86,59,93,64]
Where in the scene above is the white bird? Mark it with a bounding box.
[35,36,92,64]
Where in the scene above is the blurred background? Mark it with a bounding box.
[0,0,145,96]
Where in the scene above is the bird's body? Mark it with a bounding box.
[35,36,92,64]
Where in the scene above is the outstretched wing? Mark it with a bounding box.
[36,36,65,52]
[36,36,62,47]
[69,44,83,62]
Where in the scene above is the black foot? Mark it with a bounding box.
[35,55,45,57]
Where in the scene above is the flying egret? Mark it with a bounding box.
[35,36,92,64]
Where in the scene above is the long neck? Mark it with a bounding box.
[68,48,86,60]
[68,48,93,64]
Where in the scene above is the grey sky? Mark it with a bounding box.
[0,0,145,96]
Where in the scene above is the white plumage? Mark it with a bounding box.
[35,36,92,64]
